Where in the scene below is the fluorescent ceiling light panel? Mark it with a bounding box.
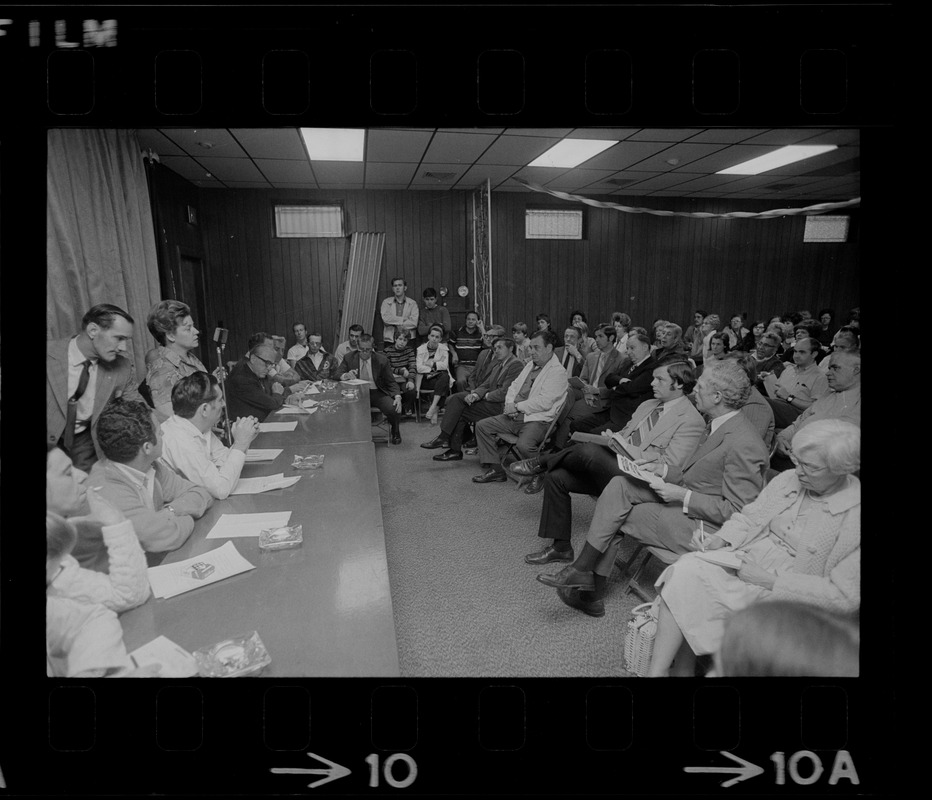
[527,138,618,168]
[717,145,838,175]
[300,128,365,161]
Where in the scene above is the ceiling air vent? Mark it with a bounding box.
[422,171,458,181]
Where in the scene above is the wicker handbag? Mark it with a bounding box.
[623,597,661,676]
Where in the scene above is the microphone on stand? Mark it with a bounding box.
[213,326,232,444]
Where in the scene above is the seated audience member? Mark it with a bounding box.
[47,303,142,471]
[571,332,655,436]
[384,330,418,413]
[268,335,302,387]
[415,324,452,424]
[728,353,776,450]
[554,326,586,378]
[752,330,786,383]
[286,321,310,365]
[450,311,486,391]
[145,300,211,421]
[338,334,403,444]
[512,322,532,363]
[518,359,705,561]
[819,326,859,374]
[537,360,767,617]
[646,419,860,677]
[226,341,305,422]
[80,400,214,567]
[725,313,749,350]
[653,323,689,362]
[334,323,364,364]
[472,329,568,484]
[159,372,261,500]
[380,277,419,348]
[554,324,625,448]
[683,309,707,349]
[536,313,552,333]
[46,448,150,610]
[294,331,340,382]
[773,350,861,468]
[698,314,723,364]
[713,600,859,678]
[611,311,632,354]
[416,287,452,348]
[421,336,524,461]
[765,337,829,428]
[47,514,159,678]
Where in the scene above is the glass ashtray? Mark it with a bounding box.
[292,454,324,470]
[194,631,271,677]
[258,524,304,550]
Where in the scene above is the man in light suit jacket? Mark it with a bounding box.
[472,329,568,483]
[520,359,705,565]
[338,334,404,443]
[47,303,143,471]
[537,359,768,617]
[553,326,586,378]
[553,324,626,448]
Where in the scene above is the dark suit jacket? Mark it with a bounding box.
[46,336,142,458]
[226,357,286,422]
[553,346,585,378]
[338,351,398,398]
[603,355,657,429]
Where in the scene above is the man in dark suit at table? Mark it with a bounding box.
[339,334,404,444]
[76,399,214,571]
[569,331,656,437]
[47,303,143,471]
[226,341,305,422]
[536,359,767,618]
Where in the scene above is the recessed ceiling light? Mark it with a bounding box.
[300,128,365,162]
[717,145,838,175]
[528,138,618,168]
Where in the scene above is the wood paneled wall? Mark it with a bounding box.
[151,177,859,356]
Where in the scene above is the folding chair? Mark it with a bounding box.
[613,542,679,601]
[498,397,571,491]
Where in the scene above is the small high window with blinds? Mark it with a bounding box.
[525,208,584,240]
[274,204,345,238]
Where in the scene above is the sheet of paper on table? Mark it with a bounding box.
[258,421,298,432]
[694,549,743,569]
[230,473,302,495]
[245,448,283,462]
[129,635,198,677]
[341,378,369,385]
[147,541,257,599]
[205,511,293,539]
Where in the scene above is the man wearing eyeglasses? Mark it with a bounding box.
[225,342,305,422]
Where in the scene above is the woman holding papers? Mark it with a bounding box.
[646,419,860,677]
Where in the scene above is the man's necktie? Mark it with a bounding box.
[630,404,663,447]
[63,360,91,452]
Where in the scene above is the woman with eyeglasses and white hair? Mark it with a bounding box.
[646,418,860,677]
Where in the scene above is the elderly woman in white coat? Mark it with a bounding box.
[646,418,860,677]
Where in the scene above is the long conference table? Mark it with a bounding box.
[120,385,401,676]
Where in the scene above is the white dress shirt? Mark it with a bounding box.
[159,415,246,500]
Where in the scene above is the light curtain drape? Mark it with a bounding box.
[47,129,161,377]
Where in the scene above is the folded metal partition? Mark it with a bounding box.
[335,231,385,348]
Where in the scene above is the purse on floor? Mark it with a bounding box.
[623,597,661,677]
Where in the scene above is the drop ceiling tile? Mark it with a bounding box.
[197,157,266,182]
[255,159,316,183]
[365,162,419,184]
[475,135,562,166]
[230,128,307,159]
[366,128,433,162]
[136,129,187,156]
[422,131,499,164]
[579,141,673,171]
[626,128,705,142]
[545,169,618,190]
[160,128,248,158]
[312,162,365,183]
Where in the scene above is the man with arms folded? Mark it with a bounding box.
[536,360,767,618]
[421,335,524,462]
[380,277,419,347]
[79,400,214,567]
[516,359,705,563]
[472,329,568,484]
[159,372,261,500]
[47,303,142,471]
